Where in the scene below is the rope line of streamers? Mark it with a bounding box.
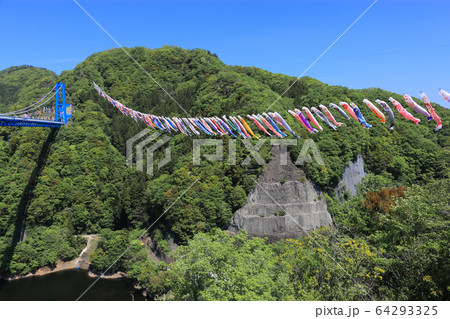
[94,81,447,136]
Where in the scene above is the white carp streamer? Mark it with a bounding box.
[439,89,450,103]
[403,94,431,120]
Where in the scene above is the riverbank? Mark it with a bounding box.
[1,234,112,281]
[1,235,152,284]
[2,259,129,281]
[2,259,81,281]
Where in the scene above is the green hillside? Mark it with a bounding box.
[0,66,57,114]
[0,46,449,300]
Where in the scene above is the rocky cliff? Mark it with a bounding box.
[228,144,333,241]
[335,154,366,199]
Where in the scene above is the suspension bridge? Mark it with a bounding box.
[0,82,72,128]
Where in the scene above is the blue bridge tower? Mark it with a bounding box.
[0,82,72,127]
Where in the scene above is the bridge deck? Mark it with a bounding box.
[0,116,64,128]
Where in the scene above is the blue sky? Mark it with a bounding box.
[1,0,449,104]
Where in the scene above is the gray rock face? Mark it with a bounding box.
[228,145,333,240]
[335,154,366,198]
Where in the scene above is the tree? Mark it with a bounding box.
[169,229,292,300]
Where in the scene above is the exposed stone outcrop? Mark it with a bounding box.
[335,154,366,198]
[142,233,177,264]
[228,144,333,241]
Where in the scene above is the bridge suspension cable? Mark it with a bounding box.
[0,85,57,116]
[0,87,59,116]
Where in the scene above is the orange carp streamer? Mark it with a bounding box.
[389,98,420,126]
[302,107,323,131]
[319,104,343,127]
[363,99,386,123]
[420,92,442,132]
[339,102,359,122]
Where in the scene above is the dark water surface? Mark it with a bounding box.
[0,269,145,301]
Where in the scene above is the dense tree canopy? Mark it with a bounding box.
[0,47,448,300]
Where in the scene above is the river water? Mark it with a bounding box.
[0,269,145,301]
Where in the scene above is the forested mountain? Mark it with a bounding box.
[0,46,449,300]
[0,66,57,114]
